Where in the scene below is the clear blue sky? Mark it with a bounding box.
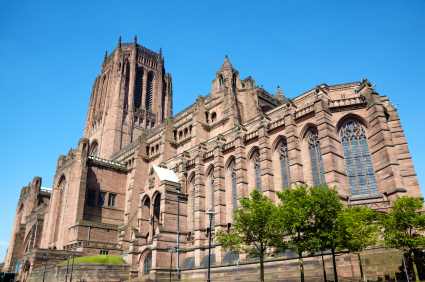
[1,0,424,261]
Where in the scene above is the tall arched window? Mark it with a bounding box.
[191,180,195,230]
[340,121,378,196]
[135,70,144,108]
[53,177,66,242]
[211,174,215,228]
[308,132,326,186]
[144,252,152,275]
[279,143,291,189]
[232,165,237,211]
[146,73,153,109]
[254,154,261,192]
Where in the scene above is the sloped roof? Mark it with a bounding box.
[153,166,179,183]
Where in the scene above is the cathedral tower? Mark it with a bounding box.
[83,36,173,159]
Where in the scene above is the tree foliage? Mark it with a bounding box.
[216,189,282,282]
[379,196,425,282]
[338,206,379,282]
[276,184,316,282]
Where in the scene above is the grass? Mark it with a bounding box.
[58,255,124,265]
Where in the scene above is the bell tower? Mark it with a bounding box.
[83,36,173,159]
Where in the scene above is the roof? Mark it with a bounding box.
[152,166,179,183]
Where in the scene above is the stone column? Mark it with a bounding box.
[285,107,304,186]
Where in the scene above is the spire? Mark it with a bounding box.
[104,51,107,62]
[276,85,286,101]
[117,36,121,48]
[134,35,137,44]
[222,54,232,68]
[159,47,162,59]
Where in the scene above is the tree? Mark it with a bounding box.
[216,189,282,282]
[309,185,344,282]
[379,196,425,282]
[276,184,316,282]
[338,206,379,282]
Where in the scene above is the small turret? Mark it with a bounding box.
[104,51,107,62]
[159,47,162,59]
[134,35,137,45]
[276,85,286,101]
[118,36,121,48]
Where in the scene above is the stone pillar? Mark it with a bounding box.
[258,121,275,198]
[285,107,304,186]
[193,144,207,267]
[313,93,350,197]
[212,141,226,264]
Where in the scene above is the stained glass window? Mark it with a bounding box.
[144,252,152,275]
[308,132,326,186]
[254,154,261,192]
[232,166,237,210]
[279,143,291,190]
[340,121,378,196]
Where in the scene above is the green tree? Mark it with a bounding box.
[309,185,344,282]
[379,196,425,282]
[216,189,282,282]
[338,206,379,282]
[276,184,316,282]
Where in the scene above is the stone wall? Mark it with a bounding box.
[27,263,130,282]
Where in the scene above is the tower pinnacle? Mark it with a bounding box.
[118,36,121,48]
[222,55,232,68]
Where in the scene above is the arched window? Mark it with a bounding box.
[135,70,143,108]
[254,154,261,192]
[308,132,326,186]
[211,112,217,123]
[340,121,378,196]
[144,252,152,275]
[232,166,237,211]
[279,142,291,190]
[153,195,161,236]
[146,73,153,109]
[211,173,215,229]
[53,177,66,242]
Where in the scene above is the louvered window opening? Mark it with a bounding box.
[308,132,326,187]
[135,73,143,108]
[146,74,153,109]
[254,154,261,192]
[232,166,237,211]
[341,121,378,196]
[280,143,291,190]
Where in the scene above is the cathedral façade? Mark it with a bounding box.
[3,36,421,281]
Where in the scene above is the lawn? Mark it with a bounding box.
[58,255,124,265]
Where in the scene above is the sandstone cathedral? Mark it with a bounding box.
[3,36,421,281]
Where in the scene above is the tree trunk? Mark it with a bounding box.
[298,251,305,282]
[260,252,265,282]
[331,248,338,282]
[357,253,365,282]
[410,250,420,282]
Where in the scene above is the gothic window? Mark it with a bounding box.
[135,70,143,108]
[144,252,152,275]
[340,121,378,196]
[254,154,261,192]
[211,174,215,229]
[146,73,153,109]
[308,132,326,186]
[232,166,237,211]
[98,192,106,206]
[279,143,291,190]
[211,112,217,123]
[108,194,116,207]
[191,181,195,229]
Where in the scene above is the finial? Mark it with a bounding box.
[118,36,121,48]
[134,35,137,43]
[104,51,107,62]
[159,47,162,59]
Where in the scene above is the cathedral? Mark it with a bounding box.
[3,36,421,281]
